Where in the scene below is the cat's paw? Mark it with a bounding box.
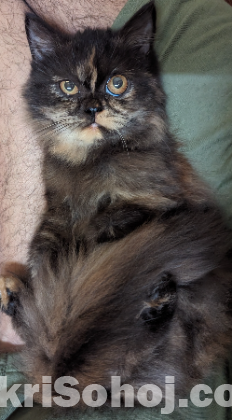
[91,205,152,243]
[139,272,177,328]
[0,276,22,316]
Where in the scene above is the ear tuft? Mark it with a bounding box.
[25,13,56,61]
[118,1,156,55]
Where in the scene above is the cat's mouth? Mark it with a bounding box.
[77,122,104,144]
[87,123,100,129]
[82,121,107,133]
[82,121,101,129]
[82,122,103,134]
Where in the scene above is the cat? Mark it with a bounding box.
[1,1,232,407]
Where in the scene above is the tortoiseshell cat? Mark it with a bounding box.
[1,1,232,407]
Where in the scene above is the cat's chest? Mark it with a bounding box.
[70,182,179,227]
[45,155,181,243]
[62,178,178,246]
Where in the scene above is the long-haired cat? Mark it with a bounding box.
[1,1,232,407]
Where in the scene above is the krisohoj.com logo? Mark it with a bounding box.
[0,375,232,413]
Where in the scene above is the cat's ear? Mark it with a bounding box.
[119,1,156,55]
[25,13,57,61]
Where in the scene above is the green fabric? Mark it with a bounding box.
[0,354,231,419]
[0,354,26,420]
[113,0,232,227]
[2,0,232,418]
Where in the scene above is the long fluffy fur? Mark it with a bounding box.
[15,209,232,405]
[4,1,232,406]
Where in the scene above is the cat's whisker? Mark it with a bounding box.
[26,122,67,140]
[36,124,68,140]
[118,132,130,158]
[56,122,80,144]
[34,126,69,144]
[36,119,77,135]
[36,122,62,134]
[51,124,78,140]
[34,121,80,141]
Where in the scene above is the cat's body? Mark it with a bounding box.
[1,1,232,407]
[23,2,212,265]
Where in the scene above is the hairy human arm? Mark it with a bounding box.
[0,0,127,351]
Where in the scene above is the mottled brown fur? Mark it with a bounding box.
[13,213,232,405]
[1,2,232,407]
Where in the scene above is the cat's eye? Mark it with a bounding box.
[60,81,79,95]
[106,75,128,97]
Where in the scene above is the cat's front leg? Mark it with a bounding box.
[0,263,28,315]
[0,216,65,316]
[88,203,155,243]
[0,207,76,317]
[0,275,24,316]
[28,209,75,279]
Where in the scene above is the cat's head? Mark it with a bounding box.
[24,2,166,164]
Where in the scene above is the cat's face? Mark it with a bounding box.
[24,3,165,164]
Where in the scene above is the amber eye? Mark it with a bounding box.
[106,75,128,97]
[60,81,78,95]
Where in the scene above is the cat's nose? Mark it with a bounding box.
[84,106,103,115]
